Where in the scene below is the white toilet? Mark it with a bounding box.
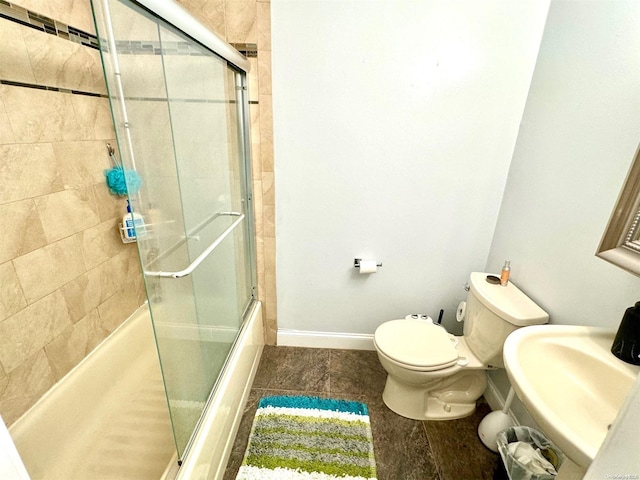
[374,272,549,421]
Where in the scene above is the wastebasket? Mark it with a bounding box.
[494,426,564,480]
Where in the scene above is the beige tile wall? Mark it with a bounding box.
[0,2,147,425]
[0,0,276,426]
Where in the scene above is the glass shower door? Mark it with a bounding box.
[91,0,256,460]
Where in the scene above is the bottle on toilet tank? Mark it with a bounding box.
[500,260,511,286]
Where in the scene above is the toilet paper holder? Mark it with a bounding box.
[354,258,383,268]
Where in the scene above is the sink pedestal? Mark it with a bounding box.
[557,458,586,480]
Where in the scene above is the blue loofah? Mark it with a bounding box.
[104,166,142,196]
[258,395,369,415]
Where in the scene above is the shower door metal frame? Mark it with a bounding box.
[94,0,258,315]
[91,0,258,462]
[129,0,250,73]
[94,0,257,313]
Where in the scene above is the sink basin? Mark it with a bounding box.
[503,325,640,469]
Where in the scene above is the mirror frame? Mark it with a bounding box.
[597,143,640,276]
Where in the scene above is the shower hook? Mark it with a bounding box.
[106,143,118,167]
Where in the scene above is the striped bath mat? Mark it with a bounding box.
[235,395,377,480]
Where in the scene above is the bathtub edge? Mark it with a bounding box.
[174,300,264,480]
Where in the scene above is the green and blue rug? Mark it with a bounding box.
[235,396,378,480]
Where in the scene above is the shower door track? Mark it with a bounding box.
[127,0,250,74]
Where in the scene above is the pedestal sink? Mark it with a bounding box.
[503,325,640,471]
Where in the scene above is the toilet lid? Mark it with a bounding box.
[374,319,459,368]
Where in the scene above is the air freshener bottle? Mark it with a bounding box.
[500,260,511,286]
[123,200,145,240]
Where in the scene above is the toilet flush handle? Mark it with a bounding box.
[463,283,470,292]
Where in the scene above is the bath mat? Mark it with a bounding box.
[235,395,377,480]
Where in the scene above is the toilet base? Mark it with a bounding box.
[381,371,487,421]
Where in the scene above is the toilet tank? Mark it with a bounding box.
[463,272,549,368]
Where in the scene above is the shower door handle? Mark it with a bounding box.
[144,213,245,279]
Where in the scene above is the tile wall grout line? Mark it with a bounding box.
[0,4,260,100]
[0,2,99,49]
[0,1,258,57]
[0,79,107,98]
[0,79,260,105]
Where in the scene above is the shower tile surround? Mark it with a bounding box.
[224,346,500,480]
[0,0,276,428]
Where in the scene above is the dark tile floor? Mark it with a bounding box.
[223,346,499,480]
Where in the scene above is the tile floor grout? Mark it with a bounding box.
[223,346,499,480]
[422,420,444,480]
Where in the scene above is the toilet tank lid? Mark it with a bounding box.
[469,272,549,326]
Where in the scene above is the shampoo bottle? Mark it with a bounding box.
[123,200,145,240]
[500,260,511,286]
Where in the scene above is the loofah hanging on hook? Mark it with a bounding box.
[104,143,142,196]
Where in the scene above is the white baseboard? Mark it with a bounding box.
[483,376,507,413]
[277,329,375,350]
[277,330,539,428]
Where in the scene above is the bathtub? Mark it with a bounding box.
[8,301,264,480]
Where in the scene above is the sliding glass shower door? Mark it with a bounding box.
[92,0,256,459]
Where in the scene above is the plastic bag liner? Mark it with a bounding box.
[496,426,564,480]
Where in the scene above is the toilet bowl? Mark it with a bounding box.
[374,272,549,421]
[374,319,488,420]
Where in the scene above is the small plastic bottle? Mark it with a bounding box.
[123,200,145,240]
[500,260,511,286]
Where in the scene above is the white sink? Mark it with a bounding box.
[503,325,640,469]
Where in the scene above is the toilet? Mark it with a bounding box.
[374,272,549,421]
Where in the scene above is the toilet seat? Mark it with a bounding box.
[374,319,460,371]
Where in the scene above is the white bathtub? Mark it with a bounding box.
[8,301,264,480]
[175,300,264,480]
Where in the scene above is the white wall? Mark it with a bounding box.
[486,0,640,329]
[485,2,640,471]
[585,374,640,479]
[272,1,640,472]
[272,0,549,336]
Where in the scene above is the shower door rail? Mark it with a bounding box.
[145,212,245,278]
[129,0,250,72]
